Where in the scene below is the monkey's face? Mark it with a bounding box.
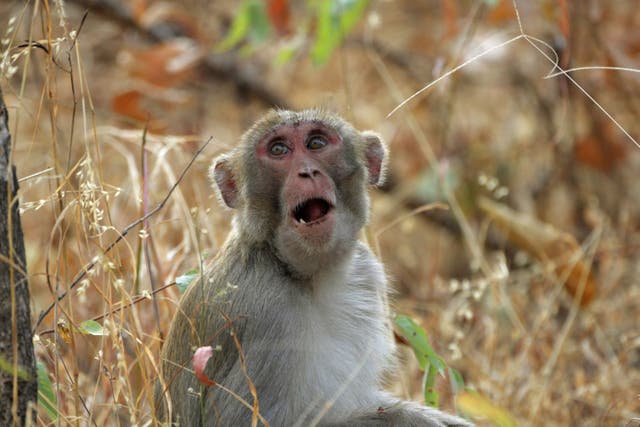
[212,110,386,277]
[256,121,346,246]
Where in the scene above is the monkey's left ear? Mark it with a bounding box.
[362,131,388,186]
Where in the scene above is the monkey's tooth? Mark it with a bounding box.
[300,218,307,224]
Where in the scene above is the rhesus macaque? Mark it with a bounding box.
[156,109,471,426]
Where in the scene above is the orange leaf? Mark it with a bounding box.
[268,0,291,35]
[557,0,570,41]
[479,197,597,306]
[110,89,167,132]
[486,0,516,25]
[442,1,459,39]
[193,346,217,386]
[111,90,147,123]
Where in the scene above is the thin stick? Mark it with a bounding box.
[38,281,178,336]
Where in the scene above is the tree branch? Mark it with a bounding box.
[67,0,290,108]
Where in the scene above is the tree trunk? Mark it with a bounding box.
[0,87,37,425]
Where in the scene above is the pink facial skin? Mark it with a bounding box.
[255,123,344,242]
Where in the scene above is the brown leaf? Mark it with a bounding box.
[126,41,202,88]
[574,118,627,173]
[574,136,625,173]
[193,346,217,386]
[110,89,167,132]
[56,320,72,344]
[479,197,597,306]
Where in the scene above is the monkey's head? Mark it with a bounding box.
[211,109,387,277]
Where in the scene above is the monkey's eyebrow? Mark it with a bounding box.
[255,127,281,143]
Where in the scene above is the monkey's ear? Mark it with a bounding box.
[362,131,388,186]
[210,155,239,208]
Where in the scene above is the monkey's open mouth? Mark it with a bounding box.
[293,198,332,224]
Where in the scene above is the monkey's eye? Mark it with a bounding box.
[307,135,328,150]
[269,141,290,156]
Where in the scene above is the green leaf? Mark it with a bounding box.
[395,315,451,408]
[78,319,108,336]
[433,355,447,378]
[216,0,270,52]
[0,354,31,380]
[448,367,465,394]
[275,45,297,66]
[458,390,518,427]
[416,165,460,203]
[311,0,369,64]
[217,2,251,51]
[394,315,439,369]
[423,362,439,407]
[246,0,270,42]
[38,361,57,422]
[176,269,200,293]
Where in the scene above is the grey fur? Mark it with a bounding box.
[156,110,472,426]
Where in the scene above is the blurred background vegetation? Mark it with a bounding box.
[1,0,639,425]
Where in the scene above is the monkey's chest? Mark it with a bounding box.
[285,284,394,418]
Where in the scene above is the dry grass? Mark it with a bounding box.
[1,0,639,426]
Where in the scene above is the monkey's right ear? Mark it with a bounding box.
[211,155,239,208]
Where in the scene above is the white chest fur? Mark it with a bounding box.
[292,244,395,421]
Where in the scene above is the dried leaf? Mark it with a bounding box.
[111,89,165,132]
[574,135,626,173]
[111,90,147,122]
[479,197,596,306]
[56,320,72,344]
[193,346,217,386]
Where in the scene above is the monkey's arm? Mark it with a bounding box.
[325,397,472,427]
[156,274,243,424]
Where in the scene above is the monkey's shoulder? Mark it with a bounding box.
[349,241,387,289]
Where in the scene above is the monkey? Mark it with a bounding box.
[155,109,472,426]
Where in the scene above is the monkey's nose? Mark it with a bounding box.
[298,166,321,179]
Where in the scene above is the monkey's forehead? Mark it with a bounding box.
[242,109,355,145]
